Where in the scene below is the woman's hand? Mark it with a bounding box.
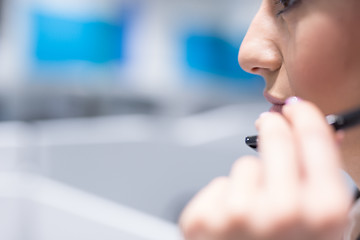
[179,99,352,240]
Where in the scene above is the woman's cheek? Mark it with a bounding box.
[286,18,347,114]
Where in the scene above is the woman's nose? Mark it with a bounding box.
[238,9,282,76]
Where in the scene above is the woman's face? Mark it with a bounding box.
[238,0,360,115]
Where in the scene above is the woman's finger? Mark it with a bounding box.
[227,156,262,219]
[282,99,351,228]
[179,177,229,239]
[257,112,300,194]
[282,99,342,183]
[253,112,301,234]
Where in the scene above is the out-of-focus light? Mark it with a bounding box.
[33,13,125,63]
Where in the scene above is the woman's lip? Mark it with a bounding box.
[263,91,287,105]
[270,104,284,113]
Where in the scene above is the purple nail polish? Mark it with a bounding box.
[286,96,302,105]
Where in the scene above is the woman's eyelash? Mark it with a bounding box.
[274,0,300,16]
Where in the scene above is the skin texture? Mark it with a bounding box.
[179,0,360,239]
[239,0,360,116]
[238,0,360,184]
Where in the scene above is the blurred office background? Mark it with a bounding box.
[0,0,272,239]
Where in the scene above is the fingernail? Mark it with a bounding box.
[256,112,271,128]
[259,112,271,118]
[285,96,302,105]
